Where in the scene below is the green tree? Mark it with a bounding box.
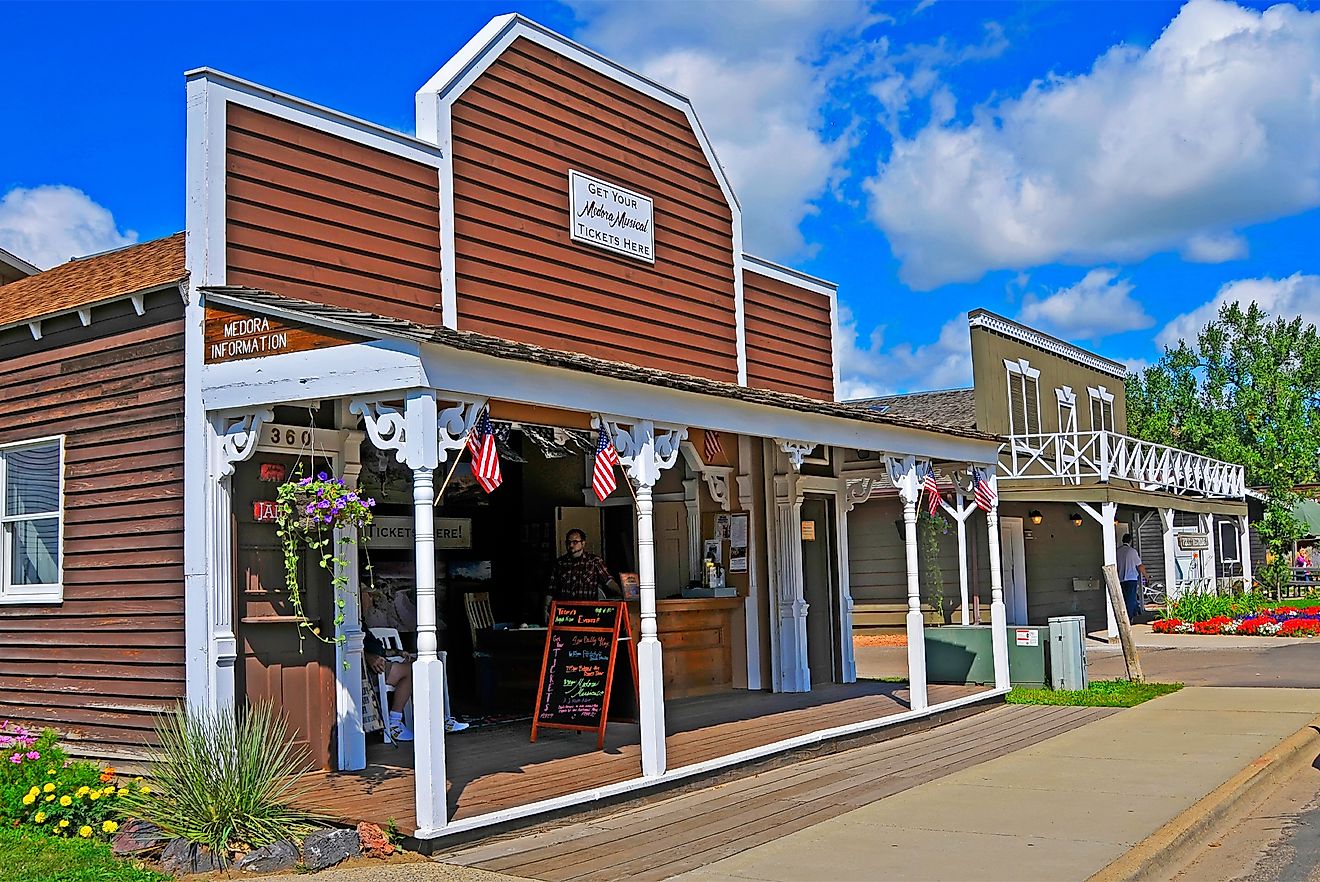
[1127,302,1320,592]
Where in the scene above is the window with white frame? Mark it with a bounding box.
[1056,386,1077,435]
[1004,358,1041,436]
[1088,385,1115,433]
[1,438,63,603]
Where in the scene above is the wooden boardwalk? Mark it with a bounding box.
[297,682,984,832]
[434,704,1117,882]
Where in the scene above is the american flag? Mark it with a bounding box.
[704,429,724,463]
[465,408,502,493]
[592,424,620,501]
[922,467,941,516]
[974,469,997,512]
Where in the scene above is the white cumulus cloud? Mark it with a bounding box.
[0,185,136,270]
[1156,273,1320,349]
[1018,268,1154,340]
[866,0,1320,288]
[834,305,972,398]
[570,0,870,258]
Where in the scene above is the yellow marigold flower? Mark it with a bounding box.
[138,785,151,795]
[46,768,55,776]
[58,819,69,829]
[102,820,118,834]
[75,786,89,797]
[44,795,53,802]
[117,787,128,796]
[78,826,92,838]
[28,786,39,797]
[89,791,100,801]
[59,796,72,807]
[33,812,46,823]
[42,783,55,793]
[21,794,35,805]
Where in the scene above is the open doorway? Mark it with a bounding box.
[801,494,839,685]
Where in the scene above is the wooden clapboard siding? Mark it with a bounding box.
[449,37,739,383]
[743,270,834,400]
[224,104,443,325]
[0,291,185,756]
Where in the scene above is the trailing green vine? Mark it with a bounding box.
[274,471,376,647]
[918,511,950,623]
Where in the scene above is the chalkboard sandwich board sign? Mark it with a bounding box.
[531,600,639,749]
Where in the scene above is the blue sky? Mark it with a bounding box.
[3,0,1319,396]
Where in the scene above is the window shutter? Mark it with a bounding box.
[1024,376,1040,434]
[1008,373,1026,435]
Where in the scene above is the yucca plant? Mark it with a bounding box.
[118,702,322,864]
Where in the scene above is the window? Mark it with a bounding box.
[1056,386,1077,434]
[1,438,63,603]
[1004,358,1041,436]
[1088,385,1115,433]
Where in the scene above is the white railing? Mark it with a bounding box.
[999,431,1245,499]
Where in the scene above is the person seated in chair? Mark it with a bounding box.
[363,628,414,742]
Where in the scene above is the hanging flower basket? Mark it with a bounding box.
[275,471,376,645]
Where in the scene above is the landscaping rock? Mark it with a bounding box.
[160,839,223,876]
[356,821,395,857]
[302,827,361,871]
[236,839,299,873]
[111,819,164,856]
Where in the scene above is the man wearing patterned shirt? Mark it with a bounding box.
[544,528,620,620]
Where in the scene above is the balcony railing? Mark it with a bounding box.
[998,431,1245,500]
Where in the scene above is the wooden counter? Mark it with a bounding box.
[629,597,741,699]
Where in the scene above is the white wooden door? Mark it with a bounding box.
[1000,517,1029,624]
[654,501,689,596]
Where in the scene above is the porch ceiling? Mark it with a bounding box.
[998,482,1248,516]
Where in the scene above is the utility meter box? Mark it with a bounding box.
[1048,615,1088,691]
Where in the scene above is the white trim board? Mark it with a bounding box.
[972,310,1127,379]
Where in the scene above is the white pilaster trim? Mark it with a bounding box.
[735,434,763,690]
[335,425,367,772]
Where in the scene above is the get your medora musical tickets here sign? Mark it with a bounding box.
[568,170,655,264]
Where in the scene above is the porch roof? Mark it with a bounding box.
[997,482,1248,516]
[202,286,1000,446]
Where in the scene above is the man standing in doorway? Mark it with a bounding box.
[1117,533,1149,622]
[545,528,621,620]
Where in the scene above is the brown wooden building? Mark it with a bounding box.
[2,14,1016,839]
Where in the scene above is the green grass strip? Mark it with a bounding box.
[1006,679,1183,707]
[0,827,170,882]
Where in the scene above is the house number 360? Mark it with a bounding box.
[267,427,313,447]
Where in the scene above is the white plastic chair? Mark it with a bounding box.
[367,627,454,743]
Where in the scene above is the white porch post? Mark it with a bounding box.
[1081,501,1120,641]
[1239,514,1253,587]
[736,434,764,691]
[607,418,686,777]
[208,409,274,713]
[888,455,928,712]
[335,424,366,772]
[771,439,814,693]
[982,469,1010,690]
[955,490,970,626]
[1160,508,1178,601]
[836,472,875,686]
[1202,513,1219,591]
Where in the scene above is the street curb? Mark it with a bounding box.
[1087,712,1320,882]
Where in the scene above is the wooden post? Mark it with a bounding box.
[1102,563,1143,683]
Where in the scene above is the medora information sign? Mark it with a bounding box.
[568,169,655,264]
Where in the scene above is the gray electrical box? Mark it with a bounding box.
[1048,616,1088,691]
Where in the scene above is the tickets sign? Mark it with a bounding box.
[568,170,655,263]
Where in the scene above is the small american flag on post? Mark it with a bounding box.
[922,467,941,516]
[592,424,620,501]
[465,408,502,493]
[974,468,997,512]
[704,429,724,464]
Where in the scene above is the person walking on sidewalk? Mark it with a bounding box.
[1117,533,1149,622]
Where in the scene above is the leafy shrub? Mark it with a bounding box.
[0,722,129,840]
[116,702,321,864]
[1163,589,1273,623]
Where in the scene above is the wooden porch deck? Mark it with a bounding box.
[297,681,984,833]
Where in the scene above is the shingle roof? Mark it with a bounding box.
[850,388,978,432]
[203,286,1000,444]
[0,233,186,328]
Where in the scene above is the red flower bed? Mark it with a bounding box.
[1154,606,1320,636]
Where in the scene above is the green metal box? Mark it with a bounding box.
[922,625,1049,689]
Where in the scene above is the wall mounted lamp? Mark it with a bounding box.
[1028,509,1043,525]
[1070,512,1084,527]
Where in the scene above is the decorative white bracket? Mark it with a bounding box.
[775,438,816,471]
[216,408,275,477]
[350,391,459,471]
[437,397,489,463]
[844,477,876,512]
[679,442,733,511]
[599,416,687,487]
[349,399,408,463]
[885,455,931,505]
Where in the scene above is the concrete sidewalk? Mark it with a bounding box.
[661,687,1320,882]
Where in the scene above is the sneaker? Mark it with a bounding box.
[391,722,414,742]
[445,718,469,733]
